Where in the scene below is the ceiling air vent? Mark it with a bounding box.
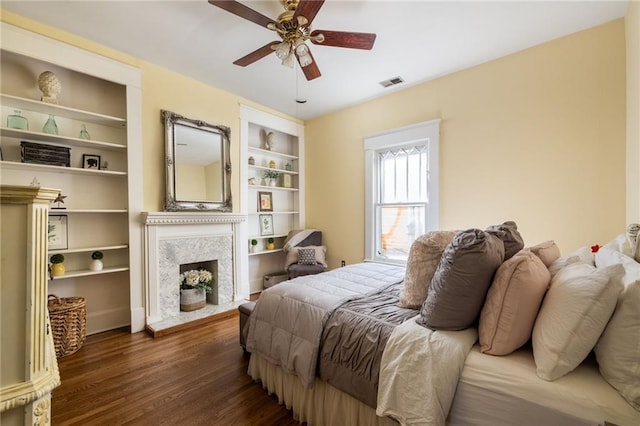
[379,76,405,88]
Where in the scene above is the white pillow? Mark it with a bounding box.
[594,247,640,410]
[547,246,594,278]
[532,262,623,381]
[602,233,633,257]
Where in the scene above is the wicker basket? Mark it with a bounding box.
[47,294,86,358]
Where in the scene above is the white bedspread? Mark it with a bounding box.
[245,262,405,387]
[377,316,478,426]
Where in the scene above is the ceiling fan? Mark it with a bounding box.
[208,0,376,81]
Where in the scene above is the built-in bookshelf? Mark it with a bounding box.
[240,105,305,293]
[0,23,144,335]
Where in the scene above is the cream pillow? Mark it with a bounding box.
[527,240,561,267]
[547,246,594,277]
[399,230,457,309]
[532,262,623,381]
[284,246,327,270]
[602,233,633,257]
[594,247,640,410]
[479,251,550,355]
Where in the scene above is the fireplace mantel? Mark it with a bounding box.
[143,211,246,226]
[143,211,248,334]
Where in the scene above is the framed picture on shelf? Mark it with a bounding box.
[258,191,273,212]
[48,214,68,250]
[259,214,274,236]
[82,154,101,169]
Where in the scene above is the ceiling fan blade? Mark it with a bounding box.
[208,0,274,29]
[233,42,279,67]
[293,0,325,25]
[296,50,321,81]
[310,30,376,50]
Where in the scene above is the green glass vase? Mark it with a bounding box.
[42,114,58,135]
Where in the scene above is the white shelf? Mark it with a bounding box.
[0,160,127,176]
[49,265,129,280]
[251,211,298,215]
[248,249,284,256]
[49,244,128,255]
[1,93,126,128]
[248,233,288,240]
[249,164,298,175]
[248,146,298,160]
[248,184,298,192]
[49,209,128,214]
[1,127,127,151]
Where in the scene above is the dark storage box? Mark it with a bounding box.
[263,272,289,288]
[21,141,70,167]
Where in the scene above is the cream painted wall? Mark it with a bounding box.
[0,10,302,214]
[0,10,630,269]
[306,20,627,267]
[141,64,242,211]
[627,1,640,224]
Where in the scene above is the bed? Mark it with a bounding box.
[244,230,640,426]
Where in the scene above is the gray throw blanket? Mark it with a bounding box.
[318,281,417,407]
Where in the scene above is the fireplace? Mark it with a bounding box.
[143,211,248,335]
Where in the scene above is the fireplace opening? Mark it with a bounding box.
[180,260,219,305]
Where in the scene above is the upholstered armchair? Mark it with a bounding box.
[284,229,327,279]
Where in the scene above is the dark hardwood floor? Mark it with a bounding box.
[52,311,300,425]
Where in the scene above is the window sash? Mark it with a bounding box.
[375,202,426,261]
[364,119,440,264]
[378,146,428,204]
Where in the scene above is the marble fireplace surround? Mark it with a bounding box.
[143,212,247,334]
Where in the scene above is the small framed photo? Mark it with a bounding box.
[48,214,68,250]
[258,191,273,212]
[82,154,101,169]
[259,214,274,236]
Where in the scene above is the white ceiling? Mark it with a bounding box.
[1,1,629,120]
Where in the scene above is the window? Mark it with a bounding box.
[364,120,440,264]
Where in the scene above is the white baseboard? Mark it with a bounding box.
[86,307,130,335]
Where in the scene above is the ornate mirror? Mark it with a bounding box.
[162,110,232,211]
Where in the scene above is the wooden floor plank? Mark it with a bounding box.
[52,312,301,425]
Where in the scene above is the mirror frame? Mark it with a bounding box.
[162,110,232,212]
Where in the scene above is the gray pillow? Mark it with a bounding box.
[297,248,317,265]
[417,228,505,331]
[486,221,524,260]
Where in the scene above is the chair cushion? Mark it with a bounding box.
[284,245,327,270]
[288,263,326,279]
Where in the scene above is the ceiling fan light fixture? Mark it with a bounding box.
[294,39,313,67]
[273,41,291,59]
[282,52,295,68]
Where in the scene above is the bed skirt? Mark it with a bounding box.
[248,353,398,426]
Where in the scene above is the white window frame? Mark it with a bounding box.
[364,119,440,264]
